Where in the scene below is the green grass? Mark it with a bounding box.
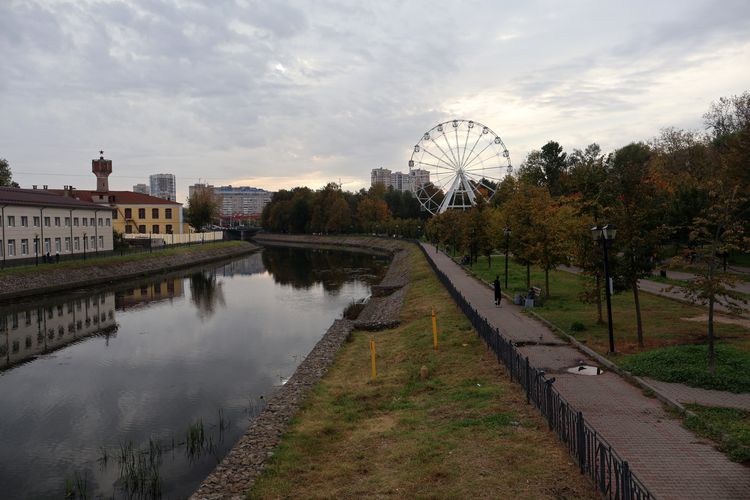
[248,245,597,499]
[620,344,750,393]
[684,404,750,463]
[467,256,750,355]
[0,241,248,277]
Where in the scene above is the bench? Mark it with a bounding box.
[525,286,544,308]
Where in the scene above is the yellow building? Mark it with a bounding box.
[50,153,188,236]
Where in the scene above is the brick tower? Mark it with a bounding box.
[92,150,112,193]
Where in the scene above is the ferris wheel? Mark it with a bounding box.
[408,119,512,215]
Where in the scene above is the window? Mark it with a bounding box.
[21,216,28,227]
[112,209,118,220]
[65,217,70,226]
[44,216,50,227]
[82,218,88,227]
[152,208,159,218]
[138,208,146,218]
[124,208,132,218]
[33,238,39,254]
[7,216,15,227]
[98,235,104,248]
[44,238,50,254]
[21,239,28,255]
[73,217,79,226]
[125,224,132,234]
[98,218,103,226]
[166,224,173,234]
[54,217,61,226]
[138,225,146,234]
[65,237,71,252]
[152,225,160,234]
[0,240,3,257]
[74,237,80,251]
[165,208,172,219]
[55,238,61,253]
[106,218,111,226]
[90,236,96,249]
[33,216,40,227]
[8,240,16,256]
[90,218,95,226]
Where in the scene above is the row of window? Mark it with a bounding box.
[124,224,173,234]
[0,311,115,356]
[0,236,105,257]
[0,295,109,329]
[2,215,111,228]
[116,208,173,220]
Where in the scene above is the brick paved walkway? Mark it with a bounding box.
[642,378,750,412]
[422,243,750,500]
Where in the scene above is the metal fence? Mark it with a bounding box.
[419,245,654,500]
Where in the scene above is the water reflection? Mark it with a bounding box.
[0,248,385,498]
[1,294,117,370]
[189,272,226,320]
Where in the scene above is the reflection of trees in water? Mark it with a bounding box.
[189,271,225,319]
[261,248,386,292]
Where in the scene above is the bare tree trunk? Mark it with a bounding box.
[708,295,716,374]
[596,274,604,324]
[632,280,644,348]
[545,268,550,298]
[526,263,531,290]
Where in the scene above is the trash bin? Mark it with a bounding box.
[659,269,667,278]
[524,298,535,308]
[514,294,523,305]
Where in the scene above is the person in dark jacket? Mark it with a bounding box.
[493,275,502,307]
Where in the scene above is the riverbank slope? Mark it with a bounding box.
[0,241,258,301]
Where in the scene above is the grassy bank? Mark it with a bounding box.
[0,241,248,277]
[249,245,596,499]
[684,405,750,463]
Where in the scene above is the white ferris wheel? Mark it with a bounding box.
[408,119,512,215]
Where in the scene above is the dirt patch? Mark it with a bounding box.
[681,314,750,329]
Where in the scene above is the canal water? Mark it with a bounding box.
[0,246,387,499]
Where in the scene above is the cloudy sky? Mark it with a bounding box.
[2,0,749,203]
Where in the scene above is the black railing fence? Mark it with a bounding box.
[419,245,653,500]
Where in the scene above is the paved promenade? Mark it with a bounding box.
[422,243,750,500]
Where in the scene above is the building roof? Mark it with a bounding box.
[48,189,181,206]
[0,187,110,210]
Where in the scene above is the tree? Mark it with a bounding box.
[357,196,390,233]
[0,158,20,187]
[517,141,568,196]
[187,187,220,231]
[605,143,665,348]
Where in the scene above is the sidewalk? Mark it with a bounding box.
[422,243,750,500]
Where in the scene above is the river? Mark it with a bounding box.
[0,246,387,498]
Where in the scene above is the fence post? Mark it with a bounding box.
[525,357,530,404]
[546,380,553,430]
[622,461,631,500]
[577,411,586,474]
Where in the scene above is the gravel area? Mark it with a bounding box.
[192,234,411,498]
[0,243,258,301]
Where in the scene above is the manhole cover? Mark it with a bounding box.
[566,365,603,375]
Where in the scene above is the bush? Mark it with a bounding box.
[342,300,366,320]
[569,321,586,332]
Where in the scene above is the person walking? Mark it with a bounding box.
[493,275,502,307]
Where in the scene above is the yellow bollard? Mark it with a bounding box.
[370,338,377,380]
[432,307,438,351]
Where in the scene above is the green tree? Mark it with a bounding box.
[518,141,568,196]
[187,187,220,231]
[605,143,665,348]
[0,158,20,187]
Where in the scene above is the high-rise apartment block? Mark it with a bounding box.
[149,174,176,201]
[188,184,274,224]
[133,183,150,195]
[370,167,430,193]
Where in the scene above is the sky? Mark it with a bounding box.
[1,0,749,204]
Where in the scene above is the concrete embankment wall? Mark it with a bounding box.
[193,234,412,498]
[0,242,259,301]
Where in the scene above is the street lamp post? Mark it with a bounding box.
[34,234,39,266]
[592,224,617,353]
[83,233,87,261]
[503,227,511,289]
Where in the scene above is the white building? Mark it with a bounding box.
[0,187,114,264]
[149,174,176,201]
[188,184,274,223]
[370,167,430,193]
[133,183,150,195]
